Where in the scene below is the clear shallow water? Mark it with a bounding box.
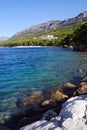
[0,46,87,114]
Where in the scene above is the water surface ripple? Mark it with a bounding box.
[0,47,87,113]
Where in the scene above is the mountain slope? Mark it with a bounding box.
[0,36,9,42]
[12,11,87,38]
[12,20,61,38]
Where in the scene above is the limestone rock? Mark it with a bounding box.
[20,118,62,130]
[62,118,87,130]
[59,95,87,120]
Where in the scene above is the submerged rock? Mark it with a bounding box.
[49,90,68,101]
[8,77,87,129]
[16,91,44,108]
[49,82,77,101]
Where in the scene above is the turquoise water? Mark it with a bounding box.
[0,46,87,115]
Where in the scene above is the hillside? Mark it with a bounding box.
[12,20,61,38]
[0,11,87,48]
[0,24,80,47]
[0,36,9,42]
[12,11,87,38]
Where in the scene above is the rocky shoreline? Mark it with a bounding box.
[20,95,87,130]
[0,74,87,130]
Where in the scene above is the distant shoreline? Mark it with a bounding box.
[12,45,43,48]
[0,45,73,49]
[0,45,44,48]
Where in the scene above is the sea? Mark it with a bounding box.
[0,46,87,122]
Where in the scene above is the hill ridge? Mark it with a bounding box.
[12,11,87,38]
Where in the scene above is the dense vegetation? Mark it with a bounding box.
[73,22,87,44]
[0,22,87,47]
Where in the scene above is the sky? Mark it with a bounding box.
[0,0,87,37]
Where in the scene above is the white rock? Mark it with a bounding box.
[62,118,87,130]
[20,118,62,130]
[59,95,87,120]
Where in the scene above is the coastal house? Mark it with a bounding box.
[40,35,57,40]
